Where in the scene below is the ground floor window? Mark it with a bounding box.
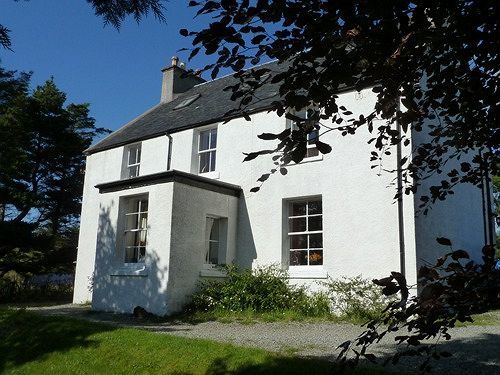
[123,196,148,263]
[205,216,227,266]
[288,199,323,266]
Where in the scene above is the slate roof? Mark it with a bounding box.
[86,60,286,154]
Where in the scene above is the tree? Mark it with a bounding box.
[0,0,166,50]
[181,0,498,209]
[0,69,108,275]
[178,0,499,371]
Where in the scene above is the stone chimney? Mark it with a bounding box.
[160,56,205,103]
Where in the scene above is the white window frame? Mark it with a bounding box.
[123,196,148,264]
[124,143,141,178]
[198,127,217,174]
[287,199,323,267]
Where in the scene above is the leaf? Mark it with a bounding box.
[189,47,200,61]
[436,237,452,246]
[451,249,469,260]
[179,28,189,36]
[211,65,220,80]
[250,187,260,193]
[257,173,270,182]
[251,34,267,44]
[315,140,332,154]
[258,132,279,140]
[279,167,288,175]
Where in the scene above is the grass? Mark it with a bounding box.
[457,309,500,327]
[171,308,376,325]
[0,309,389,375]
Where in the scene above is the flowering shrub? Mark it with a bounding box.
[322,275,393,321]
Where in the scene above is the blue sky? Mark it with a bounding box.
[1,1,218,136]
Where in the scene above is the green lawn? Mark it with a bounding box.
[0,309,387,375]
[457,309,500,327]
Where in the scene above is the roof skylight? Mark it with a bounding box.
[173,93,201,110]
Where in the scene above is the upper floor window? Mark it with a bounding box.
[286,109,320,158]
[124,143,141,178]
[198,128,217,174]
[288,198,323,266]
[123,196,148,264]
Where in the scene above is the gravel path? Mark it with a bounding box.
[19,304,500,374]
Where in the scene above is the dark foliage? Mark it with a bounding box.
[0,66,108,276]
[336,239,500,373]
[183,0,498,207]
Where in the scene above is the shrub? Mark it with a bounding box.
[0,271,74,303]
[322,275,392,321]
[187,265,330,317]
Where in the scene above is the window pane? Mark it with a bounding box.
[289,217,306,233]
[210,150,216,172]
[290,202,306,216]
[290,250,308,266]
[139,199,148,212]
[199,130,210,151]
[128,165,139,178]
[309,233,323,248]
[209,219,219,241]
[308,200,322,214]
[139,213,148,229]
[124,247,137,263]
[306,147,319,158]
[128,147,137,165]
[125,230,147,247]
[307,130,319,144]
[199,152,210,173]
[208,242,219,264]
[126,214,139,230]
[210,128,217,148]
[308,250,323,265]
[308,216,322,231]
[290,234,307,249]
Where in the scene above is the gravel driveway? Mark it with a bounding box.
[22,304,500,374]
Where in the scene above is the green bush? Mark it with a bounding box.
[322,275,391,321]
[0,271,73,303]
[187,265,330,317]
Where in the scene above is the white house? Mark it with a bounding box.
[73,58,491,315]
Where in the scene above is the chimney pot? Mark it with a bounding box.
[171,56,179,66]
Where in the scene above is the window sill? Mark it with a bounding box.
[199,171,220,180]
[287,154,323,166]
[288,266,328,279]
[200,266,227,278]
[110,265,148,277]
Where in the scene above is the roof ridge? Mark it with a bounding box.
[194,59,279,88]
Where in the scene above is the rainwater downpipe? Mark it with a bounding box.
[166,133,173,170]
[396,118,406,277]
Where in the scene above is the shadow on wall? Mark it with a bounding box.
[235,197,257,269]
[91,204,169,315]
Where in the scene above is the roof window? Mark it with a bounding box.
[173,93,201,110]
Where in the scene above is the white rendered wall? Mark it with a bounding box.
[167,183,239,313]
[168,88,408,284]
[91,184,174,316]
[77,84,484,311]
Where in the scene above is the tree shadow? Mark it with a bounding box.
[324,329,500,374]
[0,309,117,372]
